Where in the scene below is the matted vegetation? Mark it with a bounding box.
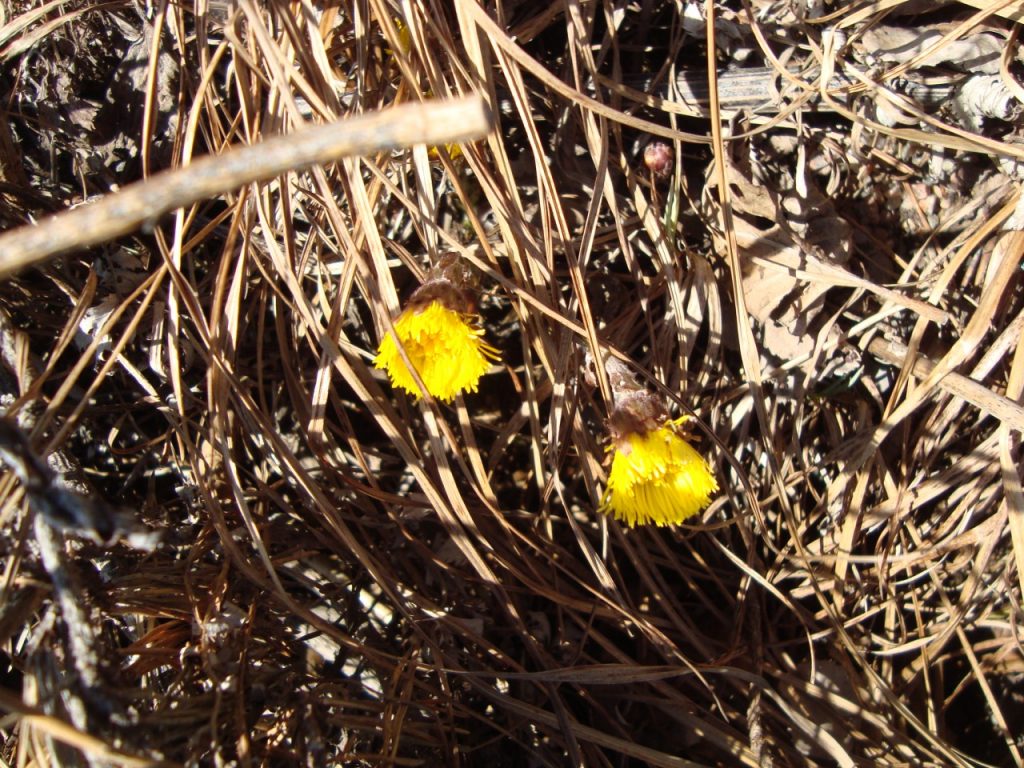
[1,1,1023,765]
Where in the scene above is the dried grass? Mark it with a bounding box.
[0,1,1022,766]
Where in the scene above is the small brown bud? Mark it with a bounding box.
[643,141,674,179]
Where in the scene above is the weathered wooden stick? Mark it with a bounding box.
[603,67,956,118]
[0,95,492,278]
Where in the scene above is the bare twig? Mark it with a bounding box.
[0,95,492,277]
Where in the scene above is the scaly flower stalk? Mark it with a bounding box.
[374,255,498,402]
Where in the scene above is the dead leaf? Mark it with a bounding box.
[859,25,1007,74]
[704,145,851,361]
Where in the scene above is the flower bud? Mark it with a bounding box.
[643,141,674,180]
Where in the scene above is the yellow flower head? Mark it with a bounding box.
[374,261,498,402]
[600,392,717,527]
[391,17,412,55]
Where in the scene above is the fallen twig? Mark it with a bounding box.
[0,95,492,277]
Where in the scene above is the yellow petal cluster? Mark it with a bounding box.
[374,300,498,402]
[601,418,717,527]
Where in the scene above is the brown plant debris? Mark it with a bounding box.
[1,1,1023,766]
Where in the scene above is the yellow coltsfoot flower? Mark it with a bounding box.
[374,255,498,402]
[600,389,717,527]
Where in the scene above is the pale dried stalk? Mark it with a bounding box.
[600,68,955,118]
[866,336,1024,434]
[0,96,491,277]
[957,0,1024,23]
[0,688,157,767]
